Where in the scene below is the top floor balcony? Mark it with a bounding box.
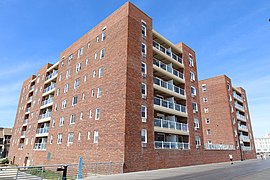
[233,92,243,102]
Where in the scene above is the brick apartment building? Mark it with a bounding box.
[8,2,255,173]
[199,75,256,160]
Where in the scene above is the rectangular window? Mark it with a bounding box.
[74,78,80,89]
[141,105,147,122]
[141,129,147,143]
[194,118,199,130]
[57,133,62,144]
[141,62,147,77]
[78,132,81,141]
[204,107,209,113]
[192,102,198,112]
[62,100,67,109]
[66,69,70,79]
[95,52,98,59]
[85,58,89,65]
[97,87,102,98]
[68,132,74,143]
[95,108,100,120]
[190,71,195,81]
[203,97,208,102]
[100,48,105,59]
[202,84,206,92]
[88,132,91,140]
[72,96,78,106]
[98,67,103,78]
[141,43,147,56]
[94,131,98,143]
[91,89,95,97]
[80,112,83,120]
[195,136,201,148]
[206,118,210,124]
[68,54,73,64]
[50,135,53,144]
[96,36,99,42]
[70,114,75,124]
[191,86,196,97]
[189,57,194,67]
[76,63,81,73]
[102,31,106,41]
[64,84,69,93]
[141,83,147,98]
[89,109,93,118]
[59,117,64,126]
[207,129,211,135]
[141,24,146,37]
[77,47,84,58]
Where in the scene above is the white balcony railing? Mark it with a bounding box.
[18,143,24,149]
[34,143,46,150]
[238,125,248,131]
[39,112,52,120]
[204,144,235,150]
[154,97,186,113]
[153,59,184,80]
[43,83,56,93]
[21,131,26,136]
[154,77,185,96]
[28,96,33,101]
[233,92,243,102]
[153,41,183,65]
[237,113,246,121]
[41,97,54,106]
[154,118,188,132]
[36,127,49,134]
[25,107,30,113]
[154,141,189,150]
[30,85,35,91]
[242,146,251,151]
[235,103,245,111]
[240,135,250,142]
[46,70,58,81]
[23,119,28,125]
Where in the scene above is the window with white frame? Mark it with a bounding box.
[202,84,206,92]
[95,52,98,59]
[50,135,53,144]
[62,100,67,109]
[89,109,93,118]
[141,43,147,56]
[80,112,83,120]
[141,129,147,143]
[206,129,211,135]
[52,119,55,127]
[190,71,195,81]
[96,36,99,42]
[98,67,103,78]
[74,78,80,89]
[205,118,210,124]
[77,47,84,58]
[102,31,106,41]
[57,133,62,144]
[78,132,81,141]
[59,74,62,82]
[85,58,89,65]
[82,93,85,100]
[141,62,147,76]
[97,87,102,98]
[191,86,196,96]
[189,55,194,67]
[68,132,74,143]
[57,88,60,96]
[72,96,78,106]
[70,114,75,124]
[84,75,87,82]
[59,117,64,126]
[64,84,69,93]
[141,83,146,98]
[141,105,147,122]
[141,24,146,37]
[68,54,73,64]
[192,102,198,112]
[76,63,81,73]
[91,89,95,97]
[195,136,201,148]
[87,132,91,140]
[203,97,208,102]
[100,48,105,59]
[194,118,199,130]
[54,103,58,111]
[93,131,98,143]
[204,107,209,113]
[66,69,70,79]
[95,108,100,120]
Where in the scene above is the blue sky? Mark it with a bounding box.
[0,0,269,137]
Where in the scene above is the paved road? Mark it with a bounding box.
[88,158,270,180]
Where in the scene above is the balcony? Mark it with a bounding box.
[233,92,243,102]
[43,83,56,96]
[36,127,49,137]
[25,107,30,114]
[236,113,246,122]
[240,135,250,142]
[21,131,26,137]
[204,144,235,150]
[29,85,35,92]
[235,103,245,112]
[153,59,184,83]
[18,143,24,149]
[45,70,58,81]
[38,112,52,123]
[242,146,251,151]
[23,119,28,126]
[153,41,183,66]
[40,97,54,109]
[153,77,185,100]
[34,143,46,150]
[154,97,187,117]
[154,141,189,150]
[238,125,248,132]
[27,96,33,103]
[154,118,189,135]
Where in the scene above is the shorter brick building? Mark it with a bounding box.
[0,127,12,158]
[199,75,256,160]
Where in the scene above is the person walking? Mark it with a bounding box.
[260,153,263,160]
[263,153,267,160]
[229,154,233,164]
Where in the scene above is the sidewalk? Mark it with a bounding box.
[85,159,259,180]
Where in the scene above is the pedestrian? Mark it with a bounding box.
[263,153,266,160]
[229,154,233,164]
[260,153,263,160]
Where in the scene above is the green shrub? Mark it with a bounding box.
[0,158,9,164]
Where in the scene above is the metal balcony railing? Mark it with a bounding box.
[27,96,33,101]
[43,83,56,93]
[18,143,24,149]
[36,127,49,134]
[236,113,246,121]
[154,97,186,113]
[41,97,54,106]
[46,70,58,80]
[39,112,52,120]
[242,146,251,151]
[153,41,183,65]
[21,131,26,136]
[154,118,188,132]
[238,125,248,131]
[34,143,46,150]
[154,141,189,150]
[240,135,250,142]
[204,144,235,150]
[23,119,28,125]
[30,85,35,91]
[235,103,245,111]
[25,107,30,113]
[153,59,184,80]
[233,92,243,102]
[154,77,185,96]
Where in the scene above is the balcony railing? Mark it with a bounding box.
[23,119,28,125]
[43,83,56,93]
[242,146,251,151]
[36,127,49,134]
[238,125,248,131]
[240,135,250,142]
[154,118,188,132]
[30,85,35,91]
[154,97,186,113]
[233,92,243,102]
[39,111,52,120]
[235,103,245,111]
[18,143,24,149]
[46,70,58,80]
[236,113,246,121]
[154,77,185,96]
[153,41,183,65]
[204,144,235,150]
[25,107,30,113]
[154,141,189,150]
[153,59,184,80]
[41,97,54,106]
[34,143,46,150]
[21,131,26,136]
[28,96,33,101]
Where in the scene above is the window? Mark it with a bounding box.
[141,43,147,56]
[208,141,212,144]
[94,131,98,143]
[141,83,147,98]
[87,43,90,49]
[59,74,62,82]
[52,119,55,127]
[68,132,74,143]
[64,84,69,93]
[71,96,78,106]
[61,61,64,67]
[141,24,146,37]
[91,89,95,97]
[82,93,85,100]
[50,135,53,144]
[62,100,67,109]
[141,105,147,122]
[95,108,100,120]
[191,86,196,97]
[207,129,211,135]
[229,95,232,102]
[89,109,93,118]
[54,103,58,111]
[141,129,147,143]
[202,84,206,92]
[78,132,81,141]
[87,132,91,140]
[70,114,75,124]
[66,69,70,79]
[68,54,73,64]
[59,117,64,126]
[203,97,208,102]
[141,62,147,76]
[80,112,83,120]
[192,102,198,112]
[92,70,96,77]
[77,47,84,58]
[195,136,201,148]
[189,56,194,67]
[205,118,210,124]
[194,118,199,130]
[56,88,60,96]
[95,52,98,59]
[84,75,87,82]
[227,83,231,90]
[102,31,106,41]
[57,133,62,144]
[97,87,102,98]
[85,58,89,65]
[96,36,99,42]
[98,67,103,78]
[190,71,195,81]
[76,63,81,73]
[74,78,80,89]
[100,48,105,59]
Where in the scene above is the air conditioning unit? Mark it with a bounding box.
[193,110,197,113]
[141,143,147,148]
[142,94,146,99]
[142,118,147,123]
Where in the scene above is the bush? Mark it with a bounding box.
[0,158,9,164]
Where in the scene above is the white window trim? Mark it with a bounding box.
[141,105,147,122]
